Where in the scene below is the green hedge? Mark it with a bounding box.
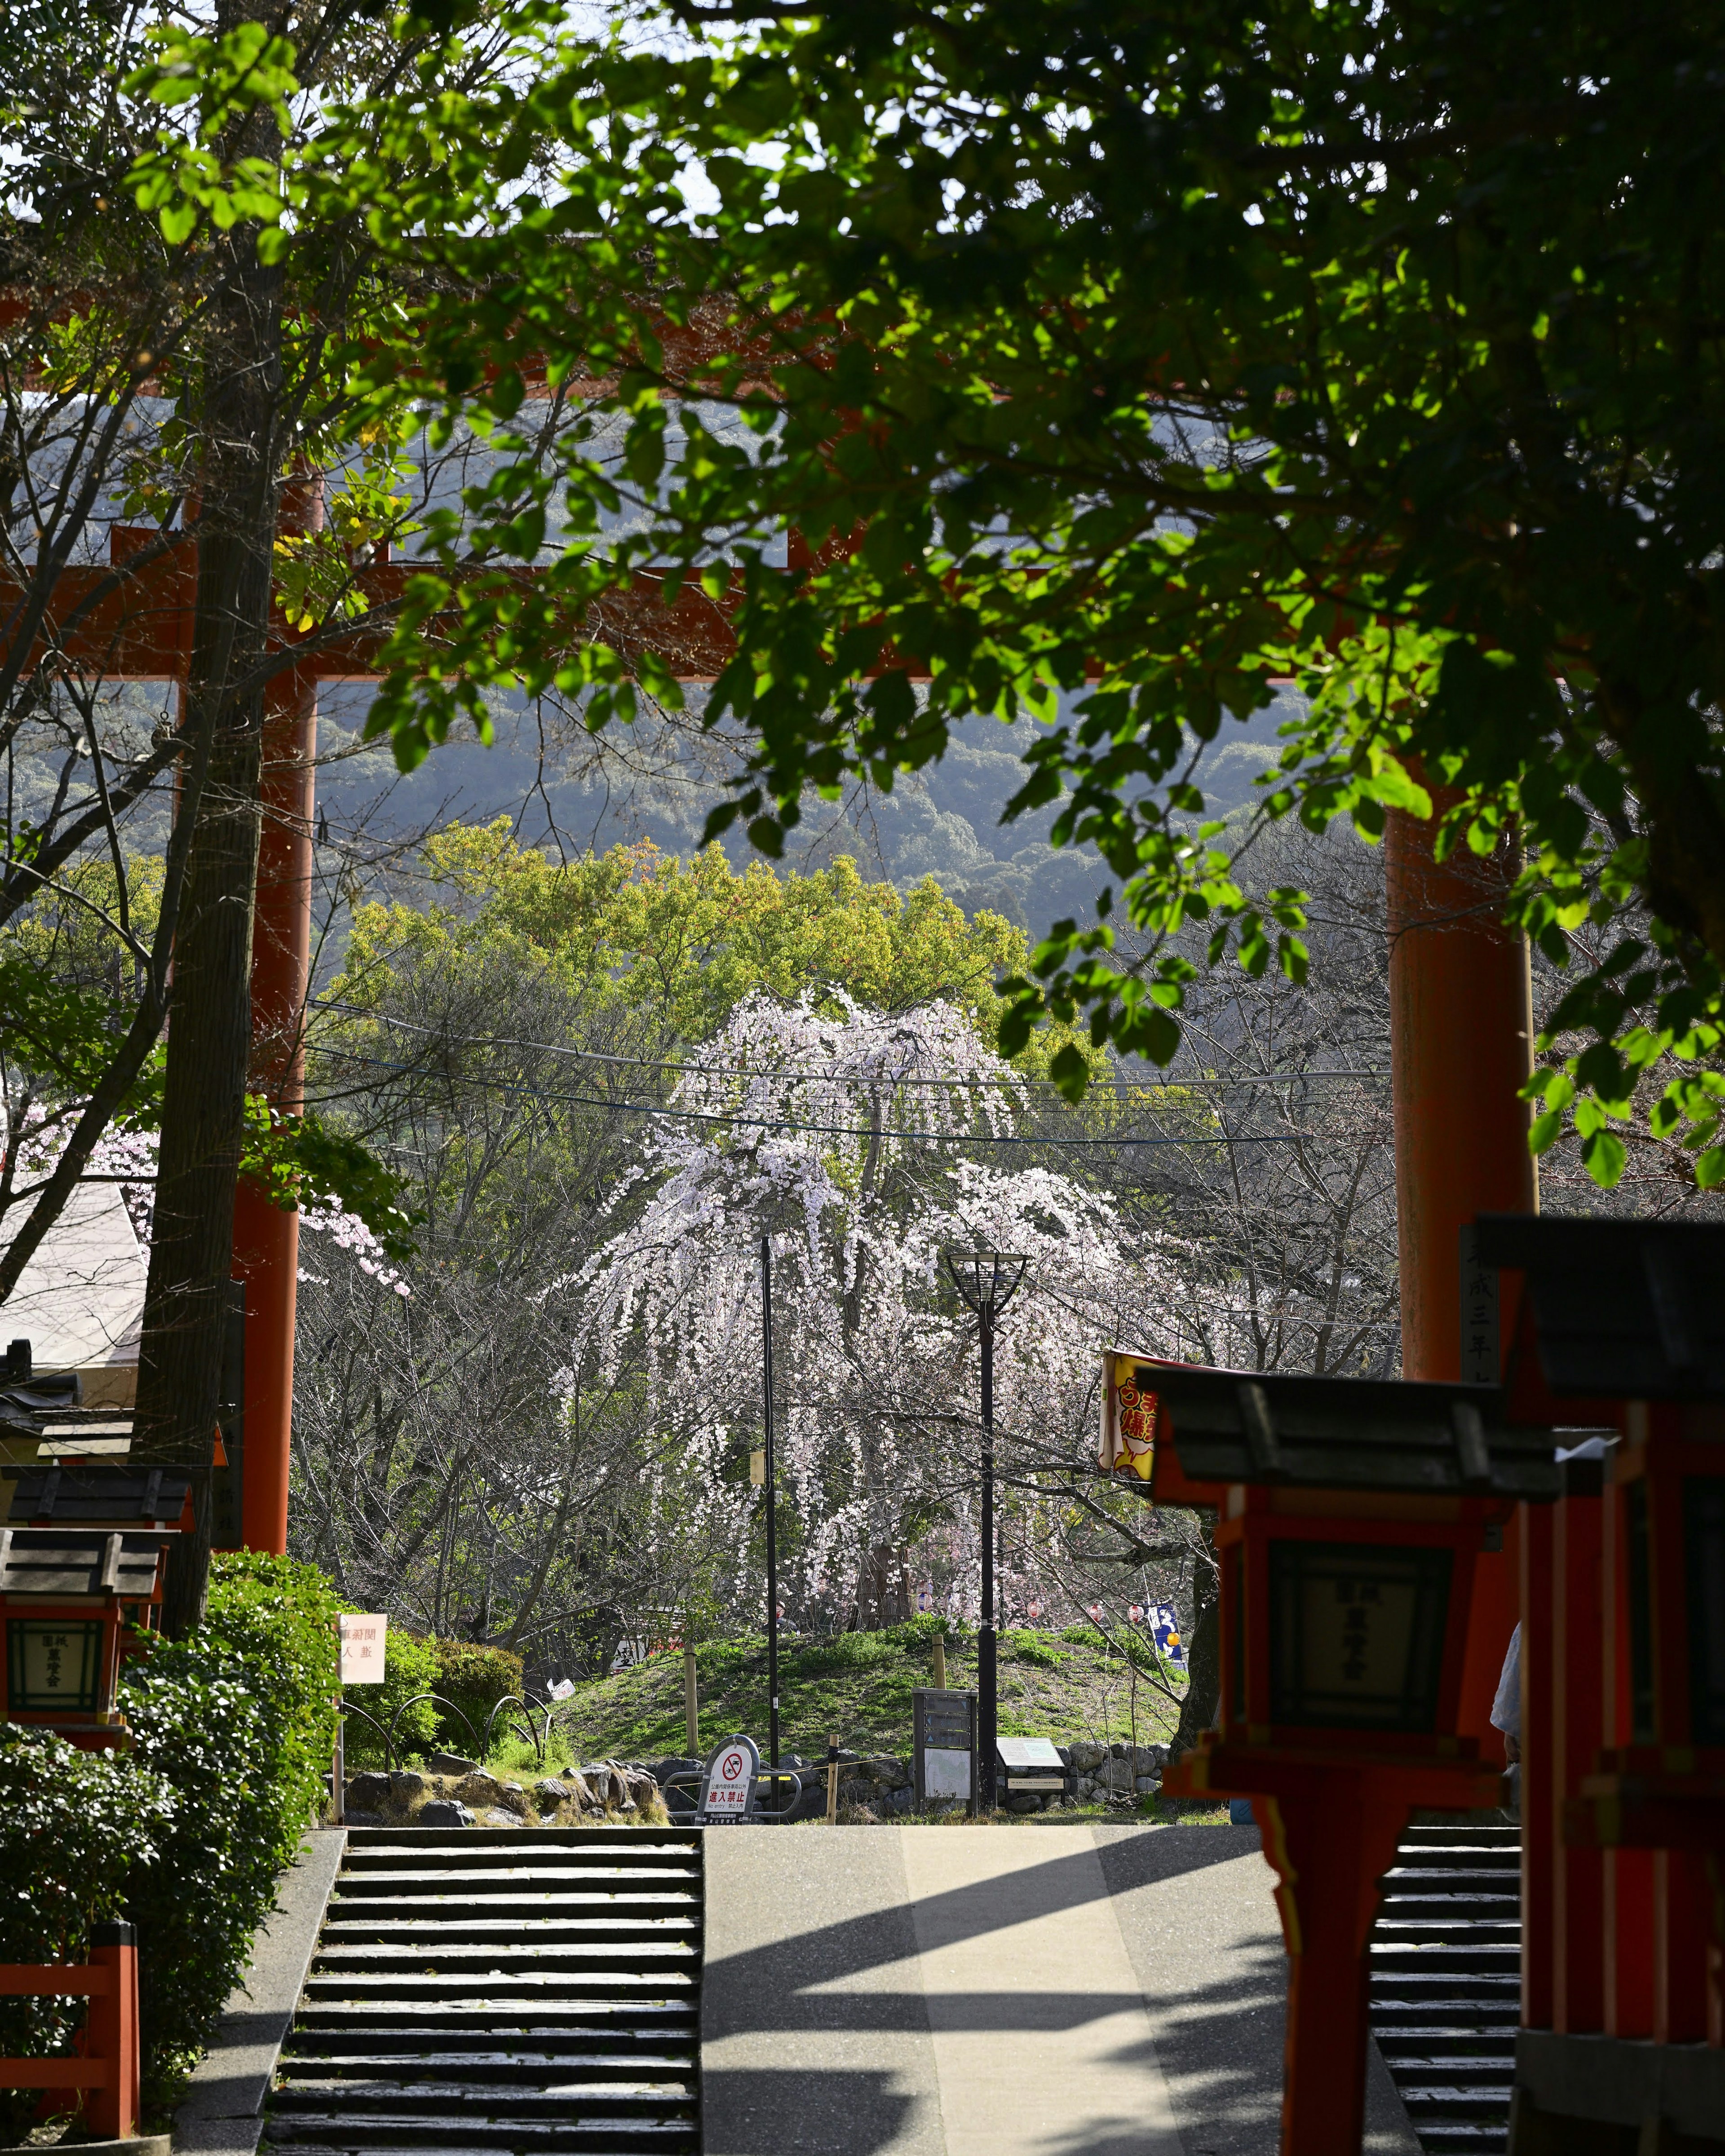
[338,1623,438,1770]
[327,1625,526,1768]
[430,1636,523,1757]
[120,1552,343,2116]
[0,1730,176,2143]
[0,1561,539,2132]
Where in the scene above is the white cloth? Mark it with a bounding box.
[1490,1621,1522,1741]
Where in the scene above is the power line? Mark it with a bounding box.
[308,1045,1330,1147]
[308,1000,1388,1091]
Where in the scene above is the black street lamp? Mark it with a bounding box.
[944,1250,1028,1813]
[761,1233,779,1774]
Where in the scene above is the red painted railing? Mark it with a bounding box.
[0,1922,139,2141]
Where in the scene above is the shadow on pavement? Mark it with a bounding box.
[702,2067,925,2156]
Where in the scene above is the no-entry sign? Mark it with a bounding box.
[698,1733,760,1822]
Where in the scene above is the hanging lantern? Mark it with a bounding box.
[1086,1602,1105,1623]
[1027,1598,1043,1623]
[1128,1603,1145,1625]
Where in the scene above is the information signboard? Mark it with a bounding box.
[995,1734,1067,1795]
[913,1687,977,1805]
[697,1733,760,1822]
[339,1613,388,1685]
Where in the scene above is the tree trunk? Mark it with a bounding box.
[856,1544,910,1629]
[135,188,285,1639]
[1169,1524,1221,1760]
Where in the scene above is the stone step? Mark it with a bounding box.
[1375,2041,1517,2066]
[292,2003,698,2032]
[342,1834,698,1864]
[337,1860,699,1880]
[1373,1916,1521,1939]
[312,1942,698,1973]
[1370,1951,1520,1981]
[301,1983,698,2013]
[320,1919,700,1947]
[279,2053,698,2081]
[1398,1826,1519,1846]
[273,2083,695,2110]
[1391,2062,1517,2090]
[272,1828,703,2156]
[1368,2000,1520,2028]
[264,2117,697,2152]
[1371,1827,1516,2156]
[328,1892,699,1917]
[1371,1888,1526,1923]
[1403,2134,1508,2155]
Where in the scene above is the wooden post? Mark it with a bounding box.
[1552,1477,1606,2033]
[826,1733,840,1825]
[1521,1500,1555,2029]
[933,1634,947,1690]
[84,1922,138,2143]
[1601,1468,1656,2037]
[1256,1778,1411,2155]
[684,1643,699,1758]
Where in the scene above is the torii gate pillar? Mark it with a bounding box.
[1386,782,1538,1753]
[232,663,317,1555]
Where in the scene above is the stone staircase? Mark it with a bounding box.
[1369,1822,1521,2155]
[265,1825,703,2156]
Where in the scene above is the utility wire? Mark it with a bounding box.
[308,1045,1327,1146]
[308,1000,1388,1091]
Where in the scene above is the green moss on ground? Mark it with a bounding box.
[552,1617,1187,1767]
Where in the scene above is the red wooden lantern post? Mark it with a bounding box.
[1107,1358,1561,2155]
[1476,1214,1725,2138]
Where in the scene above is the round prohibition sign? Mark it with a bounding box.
[721,1752,744,1781]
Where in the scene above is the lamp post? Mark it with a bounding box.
[944,1250,1027,1812]
[761,1233,779,1773]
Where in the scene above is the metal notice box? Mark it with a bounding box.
[913,1687,977,1807]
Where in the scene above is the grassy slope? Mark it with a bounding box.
[551,1621,1187,1766]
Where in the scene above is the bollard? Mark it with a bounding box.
[827,1733,840,1825]
[684,1643,699,1758]
[84,1922,138,2142]
[932,1635,947,1690]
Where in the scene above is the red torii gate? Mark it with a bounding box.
[7,521,1530,1654]
[1,520,734,1550]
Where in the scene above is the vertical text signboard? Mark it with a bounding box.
[913,1688,978,1805]
[339,1613,389,1685]
[698,1734,760,1823]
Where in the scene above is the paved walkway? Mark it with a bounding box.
[702,1820,1419,2156]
